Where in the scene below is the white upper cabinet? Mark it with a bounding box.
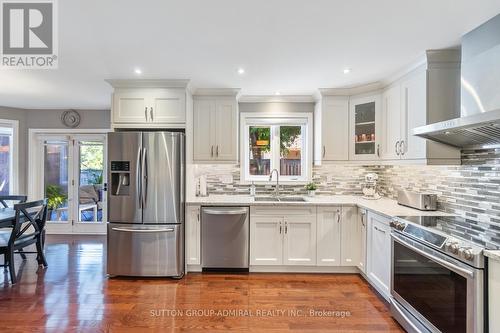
[315,95,349,163]
[349,93,382,161]
[380,50,461,164]
[107,80,189,129]
[193,91,239,163]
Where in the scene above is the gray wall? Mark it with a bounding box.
[0,106,110,194]
[239,102,314,114]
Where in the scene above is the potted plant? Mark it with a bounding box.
[46,185,68,220]
[305,182,317,197]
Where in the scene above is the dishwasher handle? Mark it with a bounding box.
[203,208,248,216]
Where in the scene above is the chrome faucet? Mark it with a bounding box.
[269,169,280,197]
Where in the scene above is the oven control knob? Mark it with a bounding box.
[445,241,460,254]
[459,247,474,261]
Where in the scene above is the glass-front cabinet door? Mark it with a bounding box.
[349,93,381,160]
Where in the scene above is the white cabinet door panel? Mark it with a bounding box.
[340,206,360,266]
[283,214,316,266]
[186,206,200,265]
[151,89,186,124]
[193,99,216,161]
[215,99,237,161]
[381,85,401,160]
[322,97,349,161]
[113,90,149,124]
[402,70,427,160]
[316,207,341,266]
[250,215,283,265]
[367,212,391,299]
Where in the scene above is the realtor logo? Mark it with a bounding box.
[1,0,58,68]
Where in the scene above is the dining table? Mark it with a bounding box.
[0,207,16,228]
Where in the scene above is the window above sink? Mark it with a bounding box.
[240,112,313,184]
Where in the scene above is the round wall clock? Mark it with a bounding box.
[61,110,81,128]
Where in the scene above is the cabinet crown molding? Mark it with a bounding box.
[193,88,241,97]
[105,79,191,89]
[318,82,382,98]
[239,95,315,103]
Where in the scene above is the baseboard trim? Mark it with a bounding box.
[249,265,360,273]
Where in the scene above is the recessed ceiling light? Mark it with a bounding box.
[343,68,351,74]
[275,91,281,95]
[237,68,245,75]
[134,68,142,75]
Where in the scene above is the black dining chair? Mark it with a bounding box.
[0,199,48,284]
[0,195,27,208]
[0,196,28,260]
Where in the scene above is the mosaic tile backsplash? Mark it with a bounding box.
[193,148,500,248]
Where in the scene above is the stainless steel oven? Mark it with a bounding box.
[391,231,484,333]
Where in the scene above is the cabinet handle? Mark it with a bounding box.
[145,107,148,121]
[361,212,366,227]
[279,221,282,234]
[322,146,326,158]
[374,226,386,234]
[395,140,400,156]
[284,220,288,234]
[150,107,154,121]
[216,145,219,157]
[337,209,341,223]
[376,144,380,157]
[400,140,406,156]
[211,146,214,157]
[197,209,200,222]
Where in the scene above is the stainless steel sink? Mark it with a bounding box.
[254,196,306,202]
[279,196,306,202]
[254,197,280,202]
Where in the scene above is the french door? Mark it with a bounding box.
[34,134,107,234]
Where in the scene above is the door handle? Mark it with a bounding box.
[203,208,248,215]
[112,227,175,233]
[150,107,154,121]
[136,148,142,208]
[141,148,148,208]
[374,226,386,234]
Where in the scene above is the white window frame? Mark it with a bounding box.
[240,112,313,184]
[0,119,19,195]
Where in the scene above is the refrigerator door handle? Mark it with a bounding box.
[136,147,142,208]
[111,227,175,233]
[142,147,148,208]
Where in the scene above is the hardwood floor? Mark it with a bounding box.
[0,235,403,332]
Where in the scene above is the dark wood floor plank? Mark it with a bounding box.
[0,235,403,332]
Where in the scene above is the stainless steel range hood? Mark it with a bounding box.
[413,13,500,149]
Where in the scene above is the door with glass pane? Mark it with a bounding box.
[37,134,106,234]
[0,125,14,195]
[349,94,381,161]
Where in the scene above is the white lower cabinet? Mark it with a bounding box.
[316,207,342,266]
[366,211,392,300]
[250,206,316,266]
[340,206,361,266]
[186,205,201,265]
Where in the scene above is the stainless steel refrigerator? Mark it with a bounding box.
[106,131,184,278]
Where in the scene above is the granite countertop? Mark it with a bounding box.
[186,195,452,219]
[484,250,500,262]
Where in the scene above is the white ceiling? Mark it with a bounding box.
[1,0,500,109]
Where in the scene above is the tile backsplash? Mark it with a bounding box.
[191,148,500,247]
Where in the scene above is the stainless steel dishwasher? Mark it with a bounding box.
[201,207,249,271]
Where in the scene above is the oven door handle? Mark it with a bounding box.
[392,233,474,279]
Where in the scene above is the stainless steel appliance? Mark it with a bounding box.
[413,14,500,148]
[389,215,491,333]
[107,131,185,278]
[397,190,437,211]
[201,207,249,270]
